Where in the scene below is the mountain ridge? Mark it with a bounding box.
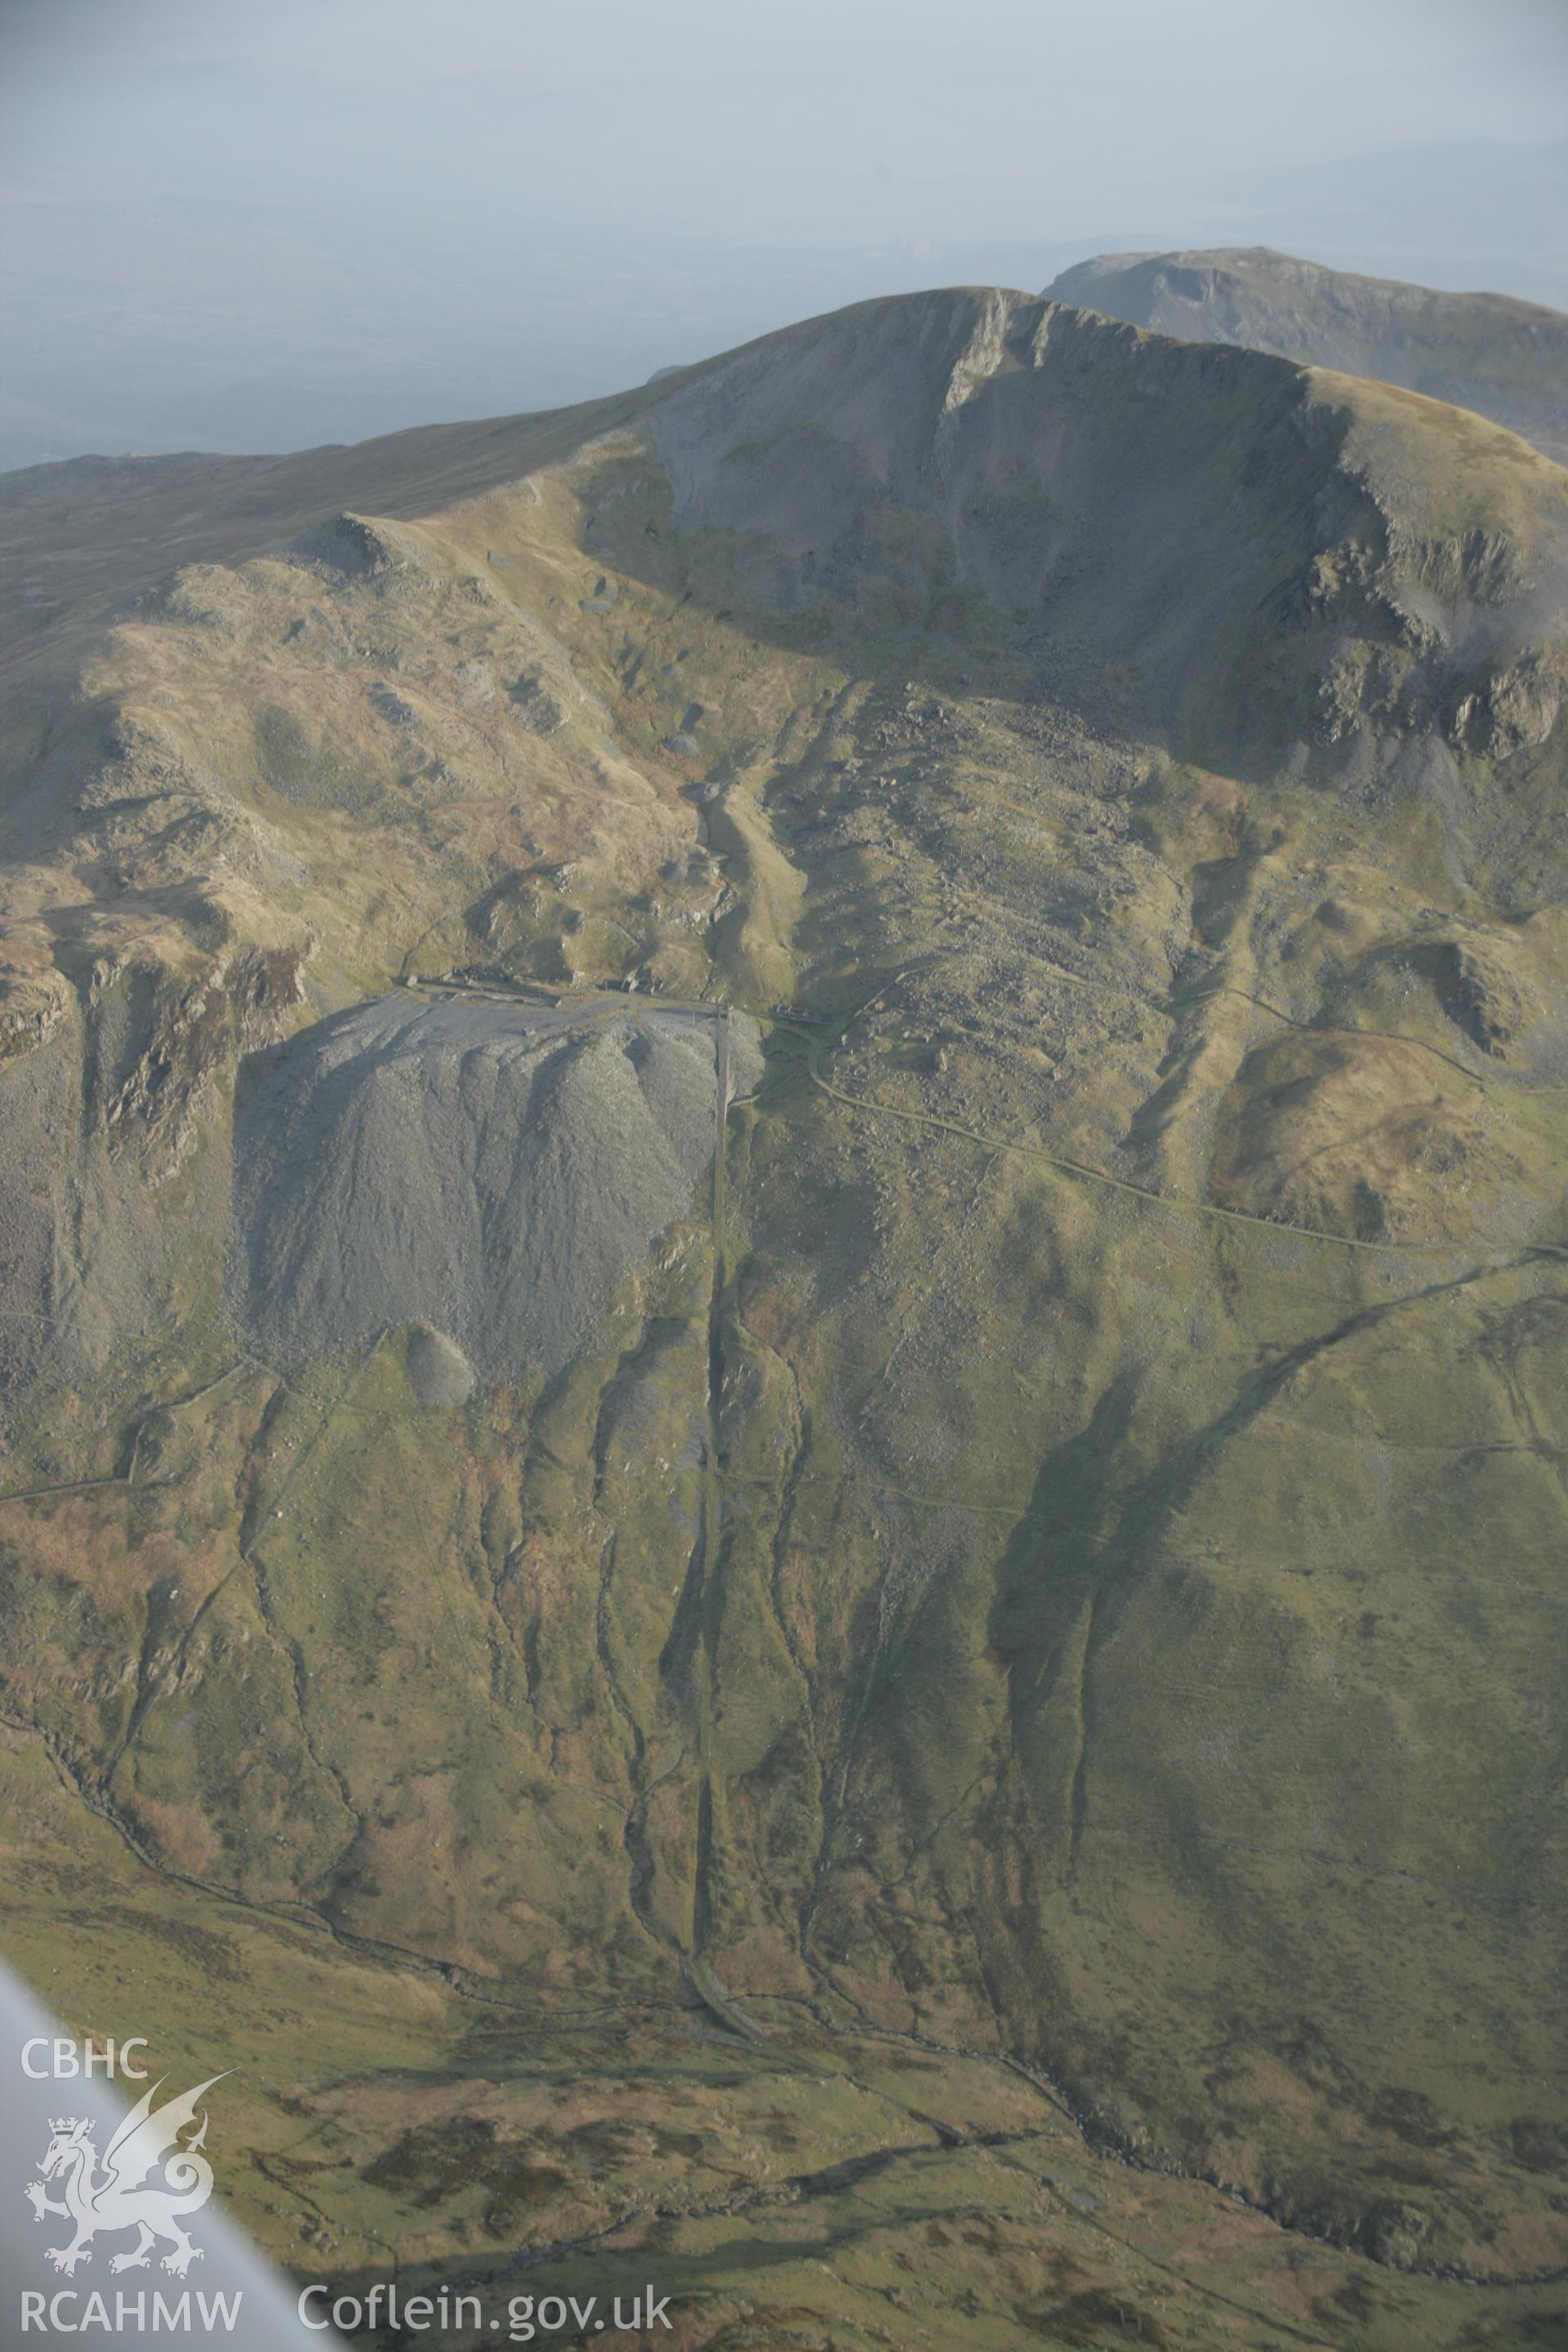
[1044,244,1568,464]
[2,280,1566,2347]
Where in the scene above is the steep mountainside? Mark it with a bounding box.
[1045,246,1568,463]
[2,287,1568,2350]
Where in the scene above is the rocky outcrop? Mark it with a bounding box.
[643,287,1568,797]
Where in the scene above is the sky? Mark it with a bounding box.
[2,0,1565,470]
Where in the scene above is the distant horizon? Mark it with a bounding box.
[2,0,1563,471]
[3,225,1565,483]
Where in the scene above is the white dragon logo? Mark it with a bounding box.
[24,2074,225,2278]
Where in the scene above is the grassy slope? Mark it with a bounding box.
[2,292,1568,2346]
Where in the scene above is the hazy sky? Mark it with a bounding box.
[2,0,1565,469]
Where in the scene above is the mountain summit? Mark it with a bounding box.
[1045,245,1568,462]
[2,286,1567,2346]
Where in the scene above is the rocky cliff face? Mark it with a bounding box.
[1045,244,1568,464]
[646,284,1568,808]
[2,288,1567,2347]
